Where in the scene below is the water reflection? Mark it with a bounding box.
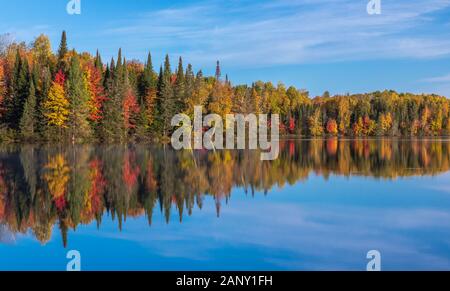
[0,139,449,247]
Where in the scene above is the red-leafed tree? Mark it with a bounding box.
[86,65,107,122]
[123,89,140,130]
[87,158,106,215]
[326,119,338,135]
[123,151,140,193]
[54,69,65,86]
[288,117,296,134]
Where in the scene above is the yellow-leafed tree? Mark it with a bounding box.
[44,70,69,129]
[43,154,70,211]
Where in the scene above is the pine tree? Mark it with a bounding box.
[103,60,112,89]
[152,66,164,133]
[36,66,52,135]
[140,52,156,99]
[19,81,37,139]
[94,50,103,71]
[174,57,185,113]
[66,54,91,140]
[155,55,175,137]
[115,48,123,83]
[215,60,221,80]
[57,31,68,71]
[7,50,30,129]
[99,55,125,141]
[185,64,195,102]
[137,52,157,138]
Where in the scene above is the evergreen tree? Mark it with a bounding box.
[57,31,68,72]
[94,50,103,71]
[152,65,164,133]
[185,64,195,103]
[136,52,157,138]
[99,55,125,141]
[103,60,111,89]
[115,48,123,83]
[215,60,221,80]
[19,81,37,139]
[66,54,91,140]
[174,57,185,113]
[7,50,30,129]
[140,52,156,99]
[155,55,175,137]
[36,66,52,135]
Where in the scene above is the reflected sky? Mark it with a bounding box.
[1,139,450,270]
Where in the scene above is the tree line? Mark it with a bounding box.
[0,31,449,142]
[1,139,449,246]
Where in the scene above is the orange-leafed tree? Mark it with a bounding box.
[86,64,107,123]
[82,158,106,218]
[326,119,338,135]
[288,117,296,134]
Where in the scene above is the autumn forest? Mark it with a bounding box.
[0,31,449,143]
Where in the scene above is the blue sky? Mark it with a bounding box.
[1,0,450,97]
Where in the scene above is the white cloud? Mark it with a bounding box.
[423,73,450,83]
[0,25,52,43]
[99,0,450,67]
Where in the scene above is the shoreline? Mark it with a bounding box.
[1,135,450,146]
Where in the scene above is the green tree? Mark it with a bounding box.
[156,55,175,137]
[184,64,195,107]
[7,50,30,129]
[99,51,127,141]
[66,54,91,140]
[140,52,156,99]
[57,31,68,72]
[174,57,185,113]
[19,81,37,139]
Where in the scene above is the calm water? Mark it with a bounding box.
[1,139,450,271]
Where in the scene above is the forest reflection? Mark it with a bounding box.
[0,139,450,247]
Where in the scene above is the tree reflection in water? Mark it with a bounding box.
[0,139,449,247]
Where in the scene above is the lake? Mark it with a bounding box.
[1,139,450,271]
